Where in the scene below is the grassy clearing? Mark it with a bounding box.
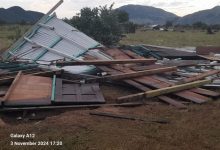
[120,30,220,47]
[0,25,29,52]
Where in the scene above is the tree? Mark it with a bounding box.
[165,21,173,28]
[115,10,129,23]
[207,26,214,34]
[192,22,207,29]
[66,4,122,46]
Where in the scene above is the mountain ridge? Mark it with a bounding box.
[0,6,44,24]
[117,4,220,25]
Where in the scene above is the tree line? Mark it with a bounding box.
[64,4,136,46]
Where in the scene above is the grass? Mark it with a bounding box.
[0,25,30,52]
[120,30,220,47]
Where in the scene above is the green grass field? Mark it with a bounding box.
[120,30,220,47]
[0,25,29,51]
[1,26,220,52]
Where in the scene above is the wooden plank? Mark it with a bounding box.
[3,71,22,102]
[157,96,187,109]
[132,64,166,71]
[4,74,52,106]
[122,50,146,59]
[175,91,210,103]
[110,64,211,104]
[90,111,169,124]
[152,75,220,97]
[86,66,176,82]
[0,70,61,84]
[190,88,220,97]
[99,66,186,108]
[117,79,212,101]
[177,70,220,84]
[56,59,157,66]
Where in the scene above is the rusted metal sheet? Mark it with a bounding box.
[4,73,52,106]
[55,78,105,103]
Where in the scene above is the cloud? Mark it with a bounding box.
[0,0,220,18]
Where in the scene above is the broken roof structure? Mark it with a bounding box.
[2,0,111,73]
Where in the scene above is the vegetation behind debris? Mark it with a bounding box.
[120,30,220,47]
[64,4,136,46]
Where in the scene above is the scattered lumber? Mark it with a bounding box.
[89,111,169,124]
[56,59,157,66]
[98,66,187,109]
[177,70,220,84]
[86,66,177,82]
[118,79,212,101]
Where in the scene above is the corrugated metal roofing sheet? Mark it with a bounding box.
[4,14,104,73]
[8,15,101,61]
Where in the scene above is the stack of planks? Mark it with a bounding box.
[80,48,220,109]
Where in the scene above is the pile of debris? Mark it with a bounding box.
[1,0,220,112]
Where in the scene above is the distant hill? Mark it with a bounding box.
[117,5,179,25]
[176,6,220,25]
[0,6,44,24]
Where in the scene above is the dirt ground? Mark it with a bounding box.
[0,84,220,150]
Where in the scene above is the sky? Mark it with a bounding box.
[1,0,220,18]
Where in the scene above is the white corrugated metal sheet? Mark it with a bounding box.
[4,14,106,73]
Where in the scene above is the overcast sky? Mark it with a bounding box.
[1,0,220,18]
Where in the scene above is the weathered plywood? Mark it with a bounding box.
[4,74,52,106]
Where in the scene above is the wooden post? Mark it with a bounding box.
[118,79,212,101]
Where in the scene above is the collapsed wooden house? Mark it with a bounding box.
[1,0,220,111]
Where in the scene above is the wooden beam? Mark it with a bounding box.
[177,70,220,84]
[56,59,157,66]
[118,79,212,101]
[86,66,176,82]
[98,66,187,108]
[3,71,22,102]
[90,111,169,124]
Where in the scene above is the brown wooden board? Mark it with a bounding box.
[4,74,52,106]
[98,66,186,108]
[55,79,105,103]
[103,48,211,104]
